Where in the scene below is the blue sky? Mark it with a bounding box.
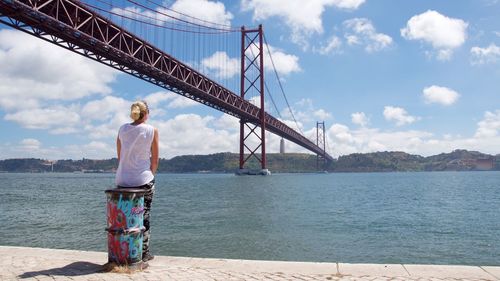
[0,0,499,160]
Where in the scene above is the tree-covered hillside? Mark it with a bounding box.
[0,150,498,173]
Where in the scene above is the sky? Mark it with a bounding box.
[0,0,499,160]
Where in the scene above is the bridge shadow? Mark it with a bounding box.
[18,261,104,279]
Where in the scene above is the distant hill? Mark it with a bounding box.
[0,150,498,173]
[334,150,499,172]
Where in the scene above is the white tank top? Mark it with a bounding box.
[115,123,155,187]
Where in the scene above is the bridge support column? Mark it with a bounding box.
[316,121,327,171]
[238,25,270,176]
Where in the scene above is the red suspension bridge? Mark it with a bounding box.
[0,0,334,172]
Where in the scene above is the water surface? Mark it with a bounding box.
[0,172,498,265]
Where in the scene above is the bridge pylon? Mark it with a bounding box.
[237,24,270,175]
[316,121,327,171]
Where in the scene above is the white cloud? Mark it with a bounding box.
[20,138,41,150]
[0,138,116,160]
[331,0,365,9]
[170,0,233,27]
[213,114,239,130]
[313,18,391,55]
[0,30,118,111]
[5,106,81,130]
[326,125,434,156]
[153,114,236,156]
[265,45,302,75]
[330,123,355,143]
[401,10,468,60]
[471,44,500,65]
[325,109,500,157]
[50,127,79,135]
[423,85,460,106]
[247,44,301,76]
[314,109,333,120]
[144,91,199,114]
[81,96,129,121]
[0,30,120,137]
[475,110,500,138]
[202,51,240,79]
[383,106,418,126]
[314,35,342,55]
[167,95,200,109]
[241,0,365,48]
[144,92,175,107]
[436,49,453,61]
[343,18,393,52]
[351,112,369,127]
[281,98,332,126]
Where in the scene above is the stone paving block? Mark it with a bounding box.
[189,257,338,275]
[404,264,497,279]
[482,267,500,280]
[338,263,409,277]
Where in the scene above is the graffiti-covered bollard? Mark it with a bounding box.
[105,188,147,270]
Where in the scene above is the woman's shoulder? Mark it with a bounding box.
[118,123,130,132]
[139,123,155,133]
[143,123,156,129]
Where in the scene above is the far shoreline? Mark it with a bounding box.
[0,149,498,173]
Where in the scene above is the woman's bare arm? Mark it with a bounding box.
[116,137,121,161]
[150,128,159,174]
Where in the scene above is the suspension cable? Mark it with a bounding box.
[265,81,282,119]
[325,132,334,157]
[125,0,239,32]
[145,0,234,29]
[263,33,304,135]
[82,2,236,34]
[91,0,219,32]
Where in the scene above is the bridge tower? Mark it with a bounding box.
[238,24,269,175]
[316,121,327,171]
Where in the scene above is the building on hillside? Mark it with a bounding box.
[476,158,494,170]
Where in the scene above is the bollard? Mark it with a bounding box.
[105,188,147,270]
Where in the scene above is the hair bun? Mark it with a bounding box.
[130,104,141,121]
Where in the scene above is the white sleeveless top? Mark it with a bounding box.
[115,123,155,187]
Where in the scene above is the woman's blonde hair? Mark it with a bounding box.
[130,100,149,121]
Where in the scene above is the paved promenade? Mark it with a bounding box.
[1,246,499,281]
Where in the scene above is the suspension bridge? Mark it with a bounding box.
[0,0,334,173]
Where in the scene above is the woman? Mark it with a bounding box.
[115,100,159,262]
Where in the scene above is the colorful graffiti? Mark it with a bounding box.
[106,189,145,265]
[107,231,143,264]
[106,192,145,230]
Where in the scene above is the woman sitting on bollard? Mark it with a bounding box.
[115,100,159,263]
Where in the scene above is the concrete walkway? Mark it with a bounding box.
[1,246,499,281]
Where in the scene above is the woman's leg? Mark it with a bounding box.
[142,180,155,260]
